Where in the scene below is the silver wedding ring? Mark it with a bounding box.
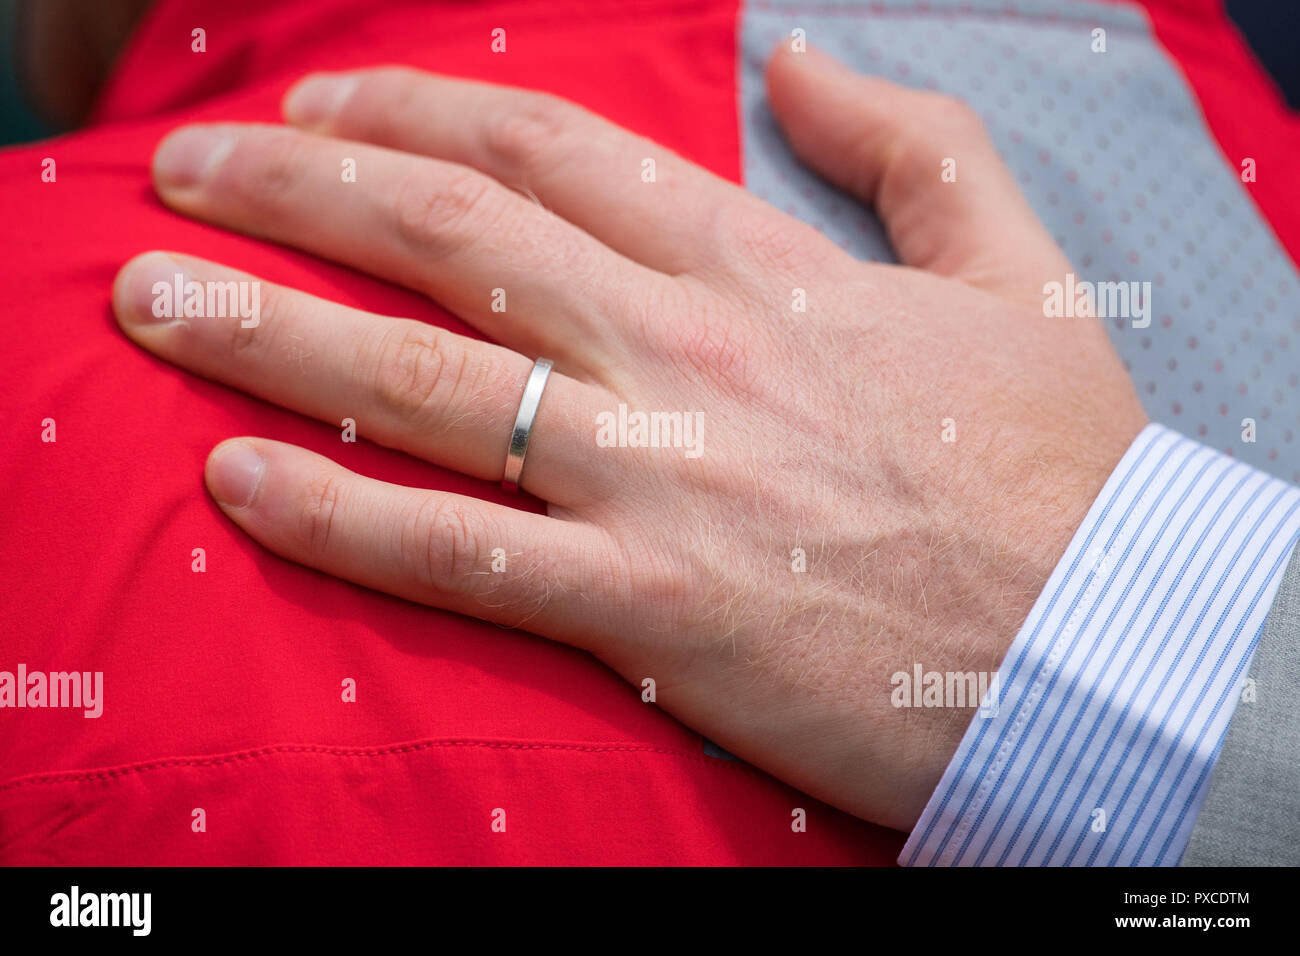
[502,358,554,492]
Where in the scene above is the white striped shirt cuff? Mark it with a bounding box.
[901,422,1300,866]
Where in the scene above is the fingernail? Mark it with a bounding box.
[283,74,357,128]
[208,442,265,508]
[153,125,233,188]
[119,252,189,324]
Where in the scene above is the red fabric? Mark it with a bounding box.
[0,0,898,865]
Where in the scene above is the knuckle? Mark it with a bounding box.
[405,496,486,594]
[228,281,281,358]
[372,66,425,99]
[915,93,986,145]
[371,323,473,426]
[482,93,576,175]
[350,68,424,139]
[394,167,498,263]
[299,471,346,560]
[231,130,309,210]
[845,93,990,209]
[618,277,684,356]
[661,313,759,401]
[612,529,697,635]
[726,209,817,277]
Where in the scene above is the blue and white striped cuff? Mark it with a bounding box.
[901,422,1300,866]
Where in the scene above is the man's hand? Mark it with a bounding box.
[111,46,1147,830]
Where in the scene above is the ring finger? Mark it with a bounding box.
[112,251,615,505]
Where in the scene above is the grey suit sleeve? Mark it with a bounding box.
[1181,542,1300,866]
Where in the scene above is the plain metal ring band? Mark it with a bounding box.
[502,358,554,492]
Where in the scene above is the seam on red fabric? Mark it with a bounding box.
[0,738,751,793]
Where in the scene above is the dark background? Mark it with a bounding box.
[1226,0,1300,109]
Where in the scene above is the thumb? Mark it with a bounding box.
[765,44,1070,309]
